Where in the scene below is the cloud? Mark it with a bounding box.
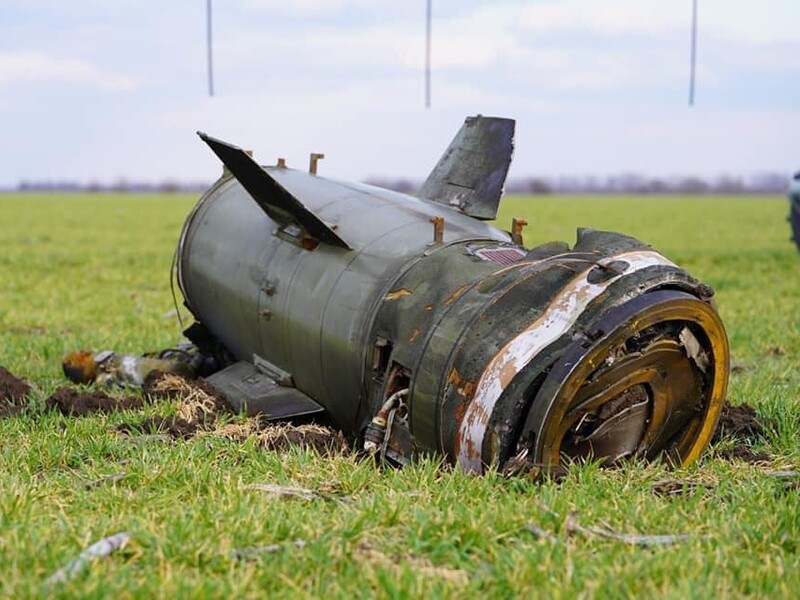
[241,0,375,17]
[0,52,137,91]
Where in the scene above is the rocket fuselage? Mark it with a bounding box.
[177,120,730,473]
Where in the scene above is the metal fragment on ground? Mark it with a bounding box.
[45,532,131,584]
[564,513,696,546]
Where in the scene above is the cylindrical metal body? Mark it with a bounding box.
[179,169,729,473]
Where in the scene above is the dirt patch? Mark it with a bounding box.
[143,371,230,425]
[128,373,349,455]
[0,365,33,417]
[712,402,769,444]
[144,371,228,405]
[116,416,199,439]
[45,387,145,416]
[711,401,774,464]
[216,420,350,456]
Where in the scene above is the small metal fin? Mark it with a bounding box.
[206,361,324,419]
[197,132,351,249]
[419,115,514,221]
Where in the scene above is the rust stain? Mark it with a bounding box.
[447,368,463,386]
[423,304,434,312]
[442,283,469,306]
[460,380,476,399]
[409,328,421,342]
[499,360,518,388]
[454,401,467,422]
[385,288,412,301]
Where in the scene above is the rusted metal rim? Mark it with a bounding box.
[529,289,729,467]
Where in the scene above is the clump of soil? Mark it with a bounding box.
[0,365,32,417]
[128,372,349,455]
[116,416,199,439]
[216,420,350,456]
[712,402,768,444]
[711,401,773,464]
[143,371,230,426]
[45,387,145,416]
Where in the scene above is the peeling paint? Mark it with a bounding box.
[385,288,412,301]
[443,283,470,306]
[455,250,677,473]
[409,328,421,342]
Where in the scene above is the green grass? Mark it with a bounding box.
[1,192,798,598]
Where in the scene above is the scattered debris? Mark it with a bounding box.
[45,387,145,416]
[563,513,696,546]
[45,531,131,585]
[0,365,32,417]
[131,373,349,455]
[525,501,699,547]
[62,348,197,387]
[651,477,714,497]
[229,539,307,561]
[354,541,469,586]
[767,346,786,357]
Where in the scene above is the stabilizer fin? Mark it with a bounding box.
[198,132,351,249]
[206,360,324,419]
[419,115,515,221]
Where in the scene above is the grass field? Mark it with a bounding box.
[1,192,798,598]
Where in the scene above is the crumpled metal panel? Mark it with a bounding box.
[419,116,514,221]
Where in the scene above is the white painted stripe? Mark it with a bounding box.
[456,250,677,473]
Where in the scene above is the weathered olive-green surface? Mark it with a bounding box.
[0,193,798,598]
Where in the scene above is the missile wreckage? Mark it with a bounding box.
[165,115,730,473]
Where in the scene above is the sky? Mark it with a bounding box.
[1,0,798,187]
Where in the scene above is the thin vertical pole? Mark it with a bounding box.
[207,0,214,97]
[425,0,431,108]
[689,0,697,106]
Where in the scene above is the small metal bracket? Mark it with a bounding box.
[511,218,528,246]
[430,216,444,244]
[253,354,293,387]
[309,153,325,175]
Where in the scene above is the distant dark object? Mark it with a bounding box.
[789,172,800,251]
